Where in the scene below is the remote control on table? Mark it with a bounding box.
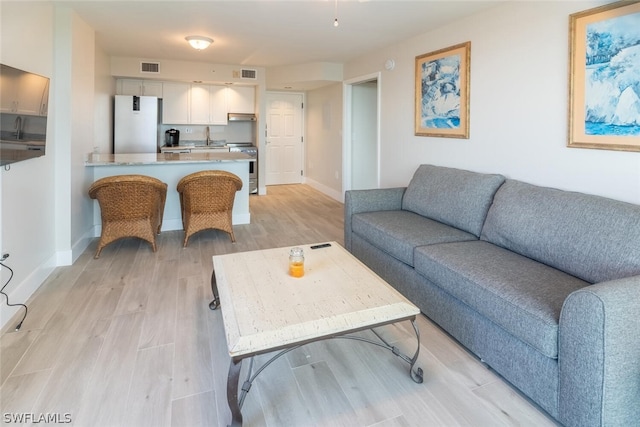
[310,243,331,249]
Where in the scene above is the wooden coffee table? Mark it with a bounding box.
[209,242,423,426]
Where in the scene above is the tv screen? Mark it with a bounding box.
[0,64,50,166]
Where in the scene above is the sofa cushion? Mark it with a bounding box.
[401,164,505,237]
[352,210,477,266]
[414,240,589,358]
[481,180,640,284]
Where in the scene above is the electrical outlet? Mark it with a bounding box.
[1,253,9,261]
[185,128,193,134]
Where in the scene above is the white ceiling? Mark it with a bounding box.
[64,0,503,68]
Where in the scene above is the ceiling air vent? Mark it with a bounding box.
[140,62,160,74]
[241,68,257,80]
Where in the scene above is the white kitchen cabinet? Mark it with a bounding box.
[190,84,211,124]
[117,79,163,97]
[226,85,255,114]
[186,84,228,125]
[159,81,229,125]
[0,65,49,116]
[162,82,190,124]
[209,85,228,125]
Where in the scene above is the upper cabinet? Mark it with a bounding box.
[119,78,254,125]
[0,65,49,116]
[163,83,228,125]
[162,82,190,124]
[209,85,228,124]
[190,84,228,125]
[227,86,255,114]
[117,79,163,97]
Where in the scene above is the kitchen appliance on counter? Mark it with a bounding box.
[227,142,258,194]
[165,128,180,146]
[114,95,159,153]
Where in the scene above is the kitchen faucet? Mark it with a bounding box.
[14,116,22,140]
[206,126,211,146]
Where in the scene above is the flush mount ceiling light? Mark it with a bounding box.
[185,36,213,50]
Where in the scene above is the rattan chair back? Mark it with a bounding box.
[89,174,167,258]
[177,170,243,246]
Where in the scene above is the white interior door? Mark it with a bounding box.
[265,93,303,185]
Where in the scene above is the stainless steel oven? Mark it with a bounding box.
[227,142,257,194]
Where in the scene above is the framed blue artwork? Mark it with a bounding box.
[569,1,640,151]
[415,42,470,138]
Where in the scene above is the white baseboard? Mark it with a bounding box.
[0,254,56,330]
[304,178,344,203]
[69,227,95,265]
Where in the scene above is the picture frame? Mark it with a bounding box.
[568,1,640,151]
[415,41,470,138]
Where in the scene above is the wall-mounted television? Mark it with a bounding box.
[0,64,50,167]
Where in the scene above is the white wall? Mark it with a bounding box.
[0,4,102,329]
[0,2,57,328]
[69,10,101,260]
[343,0,640,204]
[94,47,115,154]
[305,83,343,198]
[52,6,99,266]
[351,81,379,190]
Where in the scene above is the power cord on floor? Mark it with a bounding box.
[0,255,28,331]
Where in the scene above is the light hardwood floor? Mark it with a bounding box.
[1,184,558,426]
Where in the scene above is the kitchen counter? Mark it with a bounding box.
[86,151,253,165]
[160,145,229,154]
[86,151,253,235]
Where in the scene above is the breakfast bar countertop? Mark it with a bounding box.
[86,150,254,232]
[85,151,255,166]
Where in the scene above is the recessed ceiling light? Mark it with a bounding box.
[185,36,213,50]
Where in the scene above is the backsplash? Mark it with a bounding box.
[159,121,255,145]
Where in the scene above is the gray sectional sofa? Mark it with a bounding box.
[344,164,640,427]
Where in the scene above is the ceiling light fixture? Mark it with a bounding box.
[333,0,339,27]
[185,35,213,50]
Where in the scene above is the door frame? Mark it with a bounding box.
[342,72,381,196]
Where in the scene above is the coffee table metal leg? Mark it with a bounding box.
[209,268,220,310]
[408,319,424,383]
[367,318,423,383]
[227,359,243,427]
[220,321,421,426]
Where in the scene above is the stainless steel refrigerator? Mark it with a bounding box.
[114,95,159,153]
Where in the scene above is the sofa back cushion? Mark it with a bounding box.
[481,180,640,283]
[402,164,505,237]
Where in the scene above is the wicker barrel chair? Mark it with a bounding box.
[177,170,243,247]
[89,174,167,258]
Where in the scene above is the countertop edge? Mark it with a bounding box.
[85,152,255,166]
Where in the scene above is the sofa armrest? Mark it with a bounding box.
[558,276,640,427]
[344,187,405,251]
